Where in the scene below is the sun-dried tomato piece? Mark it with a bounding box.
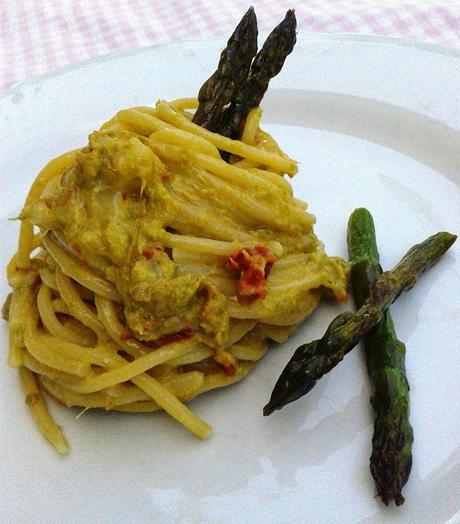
[226,246,275,304]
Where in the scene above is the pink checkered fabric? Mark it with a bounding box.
[1,0,459,96]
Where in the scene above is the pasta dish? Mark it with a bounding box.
[3,9,348,453]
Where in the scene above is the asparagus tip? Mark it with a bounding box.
[370,432,412,507]
[283,9,297,29]
[244,5,256,20]
[378,488,405,507]
[443,231,457,246]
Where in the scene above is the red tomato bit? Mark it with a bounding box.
[144,328,195,349]
[223,362,236,376]
[226,246,276,304]
[142,245,162,260]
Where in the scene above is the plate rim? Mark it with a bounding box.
[2,32,460,102]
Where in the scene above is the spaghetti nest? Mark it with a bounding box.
[5,98,348,452]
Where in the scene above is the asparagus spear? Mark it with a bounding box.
[263,231,456,416]
[216,9,297,140]
[348,208,413,506]
[191,7,258,131]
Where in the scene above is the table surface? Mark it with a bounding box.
[2,0,460,96]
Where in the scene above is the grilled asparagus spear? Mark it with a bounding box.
[348,208,413,506]
[216,9,297,140]
[263,231,456,416]
[192,7,258,131]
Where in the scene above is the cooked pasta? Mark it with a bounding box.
[4,98,348,452]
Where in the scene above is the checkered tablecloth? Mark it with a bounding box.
[2,0,460,96]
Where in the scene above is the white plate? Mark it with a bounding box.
[1,34,459,524]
